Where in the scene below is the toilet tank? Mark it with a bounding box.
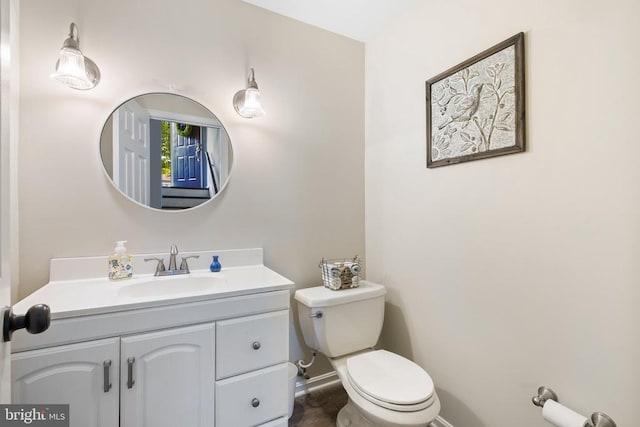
[294,281,386,358]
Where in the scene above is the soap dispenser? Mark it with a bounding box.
[109,240,133,280]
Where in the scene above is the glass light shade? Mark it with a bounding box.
[51,47,98,90]
[238,88,265,118]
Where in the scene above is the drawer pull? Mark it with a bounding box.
[127,357,135,389]
[103,360,112,393]
[252,341,261,350]
[251,398,260,408]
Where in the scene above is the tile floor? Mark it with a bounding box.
[287,384,440,427]
[288,383,348,426]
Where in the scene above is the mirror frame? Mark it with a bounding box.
[99,92,234,212]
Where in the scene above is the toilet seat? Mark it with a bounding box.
[345,350,435,412]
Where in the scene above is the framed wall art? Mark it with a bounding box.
[426,32,525,168]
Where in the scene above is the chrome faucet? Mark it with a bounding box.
[143,257,166,276]
[144,245,199,276]
[180,256,199,273]
[168,244,179,271]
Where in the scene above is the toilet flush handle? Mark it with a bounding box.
[310,311,323,319]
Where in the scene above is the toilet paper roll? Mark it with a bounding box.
[542,400,589,427]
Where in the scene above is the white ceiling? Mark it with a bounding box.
[241,0,419,42]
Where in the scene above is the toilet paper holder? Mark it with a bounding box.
[532,386,617,427]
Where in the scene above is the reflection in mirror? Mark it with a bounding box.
[100,93,233,210]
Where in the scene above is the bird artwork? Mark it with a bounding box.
[437,83,484,130]
[426,34,524,169]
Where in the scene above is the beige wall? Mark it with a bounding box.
[17,0,364,371]
[366,0,639,426]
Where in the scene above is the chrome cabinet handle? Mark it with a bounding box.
[251,398,260,408]
[127,357,135,389]
[252,341,261,350]
[103,360,112,392]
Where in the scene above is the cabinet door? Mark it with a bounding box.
[120,323,215,427]
[12,338,120,427]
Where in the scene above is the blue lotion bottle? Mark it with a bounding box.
[210,256,221,272]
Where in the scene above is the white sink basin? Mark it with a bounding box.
[118,275,225,298]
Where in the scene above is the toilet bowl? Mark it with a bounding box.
[332,350,440,427]
[295,281,440,427]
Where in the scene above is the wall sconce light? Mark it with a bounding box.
[233,68,265,118]
[51,22,100,90]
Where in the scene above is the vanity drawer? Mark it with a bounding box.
[216,310,288,379]
[215,363,288,427]
[258,416,288,427]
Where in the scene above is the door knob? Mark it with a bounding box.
[3,304,51,342]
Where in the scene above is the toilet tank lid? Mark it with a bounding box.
[294,281,386,307]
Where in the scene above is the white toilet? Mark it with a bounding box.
[295,281,440,427]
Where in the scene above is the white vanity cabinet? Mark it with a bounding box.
[12,284,293,427]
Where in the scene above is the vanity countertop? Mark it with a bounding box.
[15,265,294,320]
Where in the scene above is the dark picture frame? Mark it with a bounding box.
[426,32,525,168]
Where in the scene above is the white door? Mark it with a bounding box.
[0,0,18,402]
[113,99,151,205]
[120,323,215,427]
[12,338,120,427]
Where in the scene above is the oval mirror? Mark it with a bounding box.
[99,93,233,210]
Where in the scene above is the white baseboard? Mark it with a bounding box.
[296,371,454,427]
